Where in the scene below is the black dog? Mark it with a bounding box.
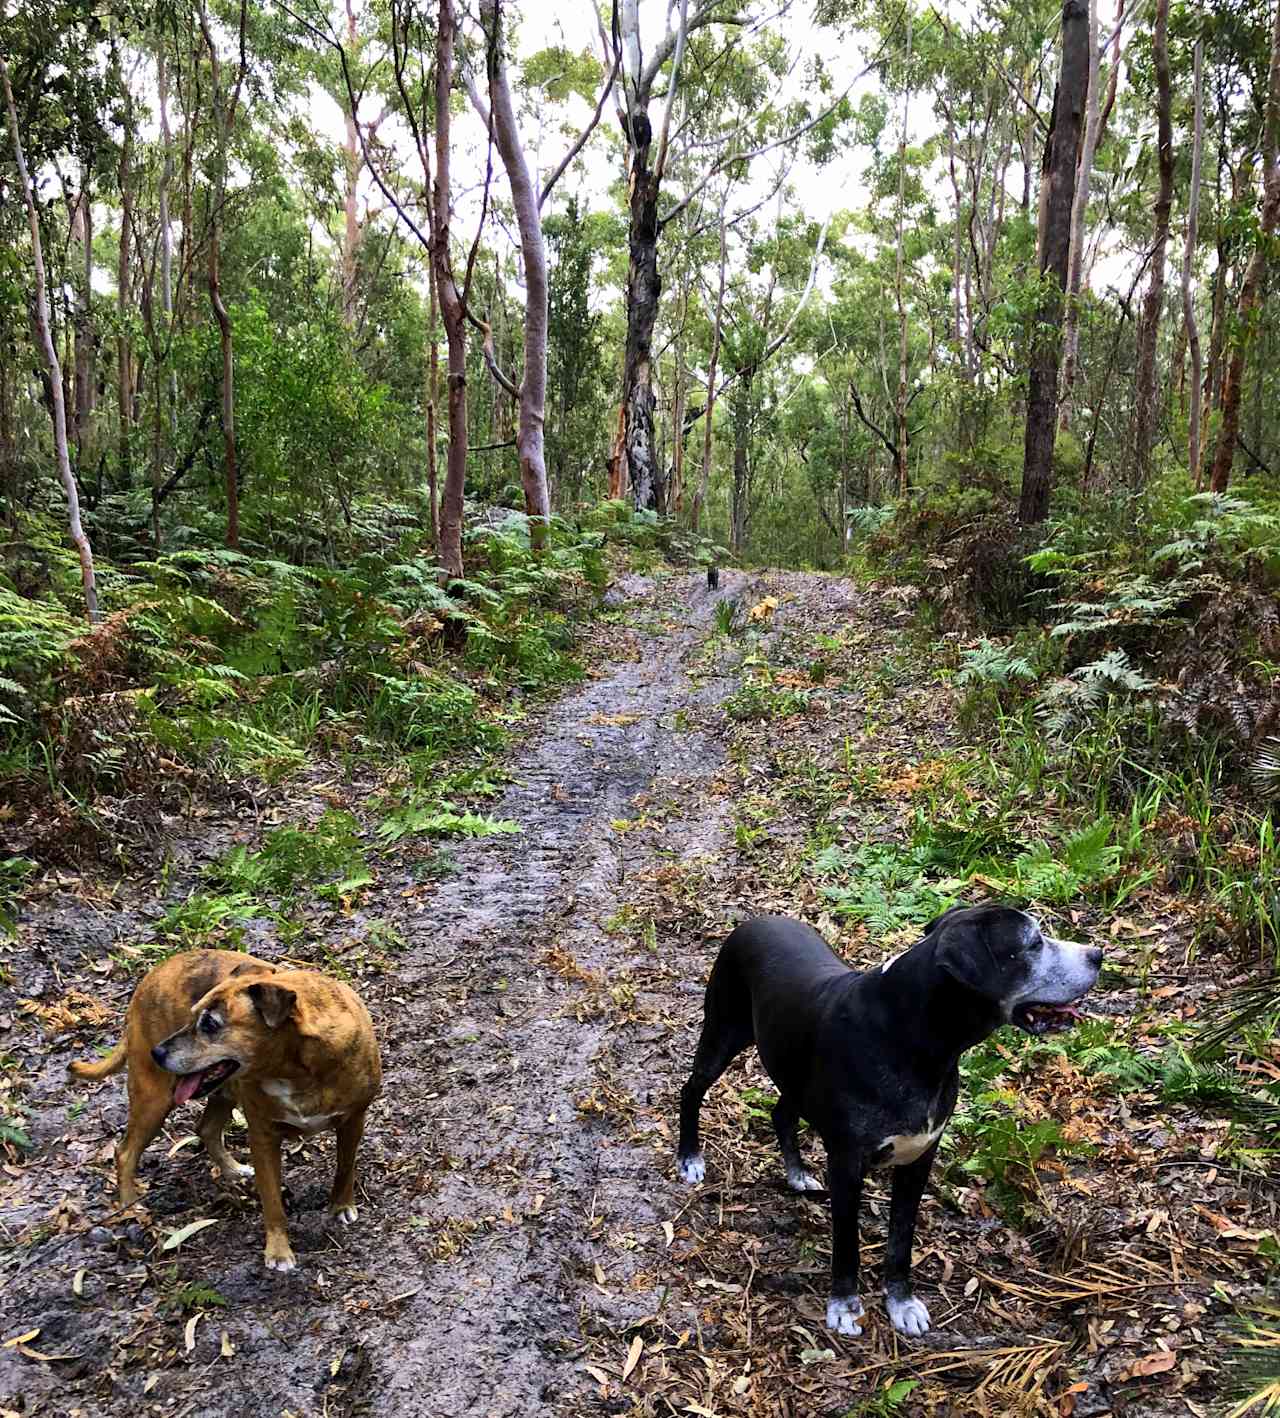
[706,565,720,590]
[677,906,1101,1337]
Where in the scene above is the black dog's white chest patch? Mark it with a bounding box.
[874,1120,943,1167]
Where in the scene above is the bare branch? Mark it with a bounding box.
[639,0,744,94]
[759,215,831,365]
[540,49,620,209]
[660,83,853,229]
[849,382,899,463]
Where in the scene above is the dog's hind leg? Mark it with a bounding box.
[116,1063,173,1205]
[677,983,753,1184]
[773,1095,822,1192]
[198,1091,253,1183]
[327,1105,368,1224]
[825,1147,867,1336]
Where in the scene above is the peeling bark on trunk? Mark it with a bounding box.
[607,404,626,500]
[1,48,99,620]
[1132,0,1173,484]
[1209,0,1280,494]
[1019,0,1089,525]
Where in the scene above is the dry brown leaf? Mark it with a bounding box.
[622,1334,643,1380]
[583,1363,611,1394]
[1122,1350,1176,1380]
[17,1345,77,1362]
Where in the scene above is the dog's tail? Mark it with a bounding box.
[69,1039,127,1080]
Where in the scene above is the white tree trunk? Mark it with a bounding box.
[1,47,99,620]
[480,0,551,543]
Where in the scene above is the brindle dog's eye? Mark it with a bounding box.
[199,1011,221,1035]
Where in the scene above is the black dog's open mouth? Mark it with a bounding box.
[173,1060,240,1105]
[1013,1001,1084,1035]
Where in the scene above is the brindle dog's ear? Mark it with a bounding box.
[248,982,297,1028]
[229,958,278,978]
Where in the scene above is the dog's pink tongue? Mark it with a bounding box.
[173,1071,204,1106]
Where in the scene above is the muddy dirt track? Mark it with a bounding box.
[1,569,765,1417]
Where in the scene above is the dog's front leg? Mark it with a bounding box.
[825,1149,867,1336]
[246,1119,295,1272]
[883,1144,938,1336]
[198,1092,253,1183]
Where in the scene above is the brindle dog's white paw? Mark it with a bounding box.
[224,1160,255,1181]
[786,1167,823,1193]
[886,1294,931,1336]
[678,1153,706,1184]
[330,1204,358,1224]
[264,1244,297,1272]
[826,1294,865,1336]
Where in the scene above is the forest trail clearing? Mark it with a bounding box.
[1,570,1272,1418]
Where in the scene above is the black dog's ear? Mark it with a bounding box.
[921,906,962,939]
[933,918,990,994]
[247,982,296,1029]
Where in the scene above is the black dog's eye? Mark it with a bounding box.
[199,1011,222,1036]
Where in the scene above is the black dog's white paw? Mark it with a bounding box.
[786,1167,823,1193]
[678,1152,705,1184]
[825,1294,865,1336]
[886,1294,931,1336]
